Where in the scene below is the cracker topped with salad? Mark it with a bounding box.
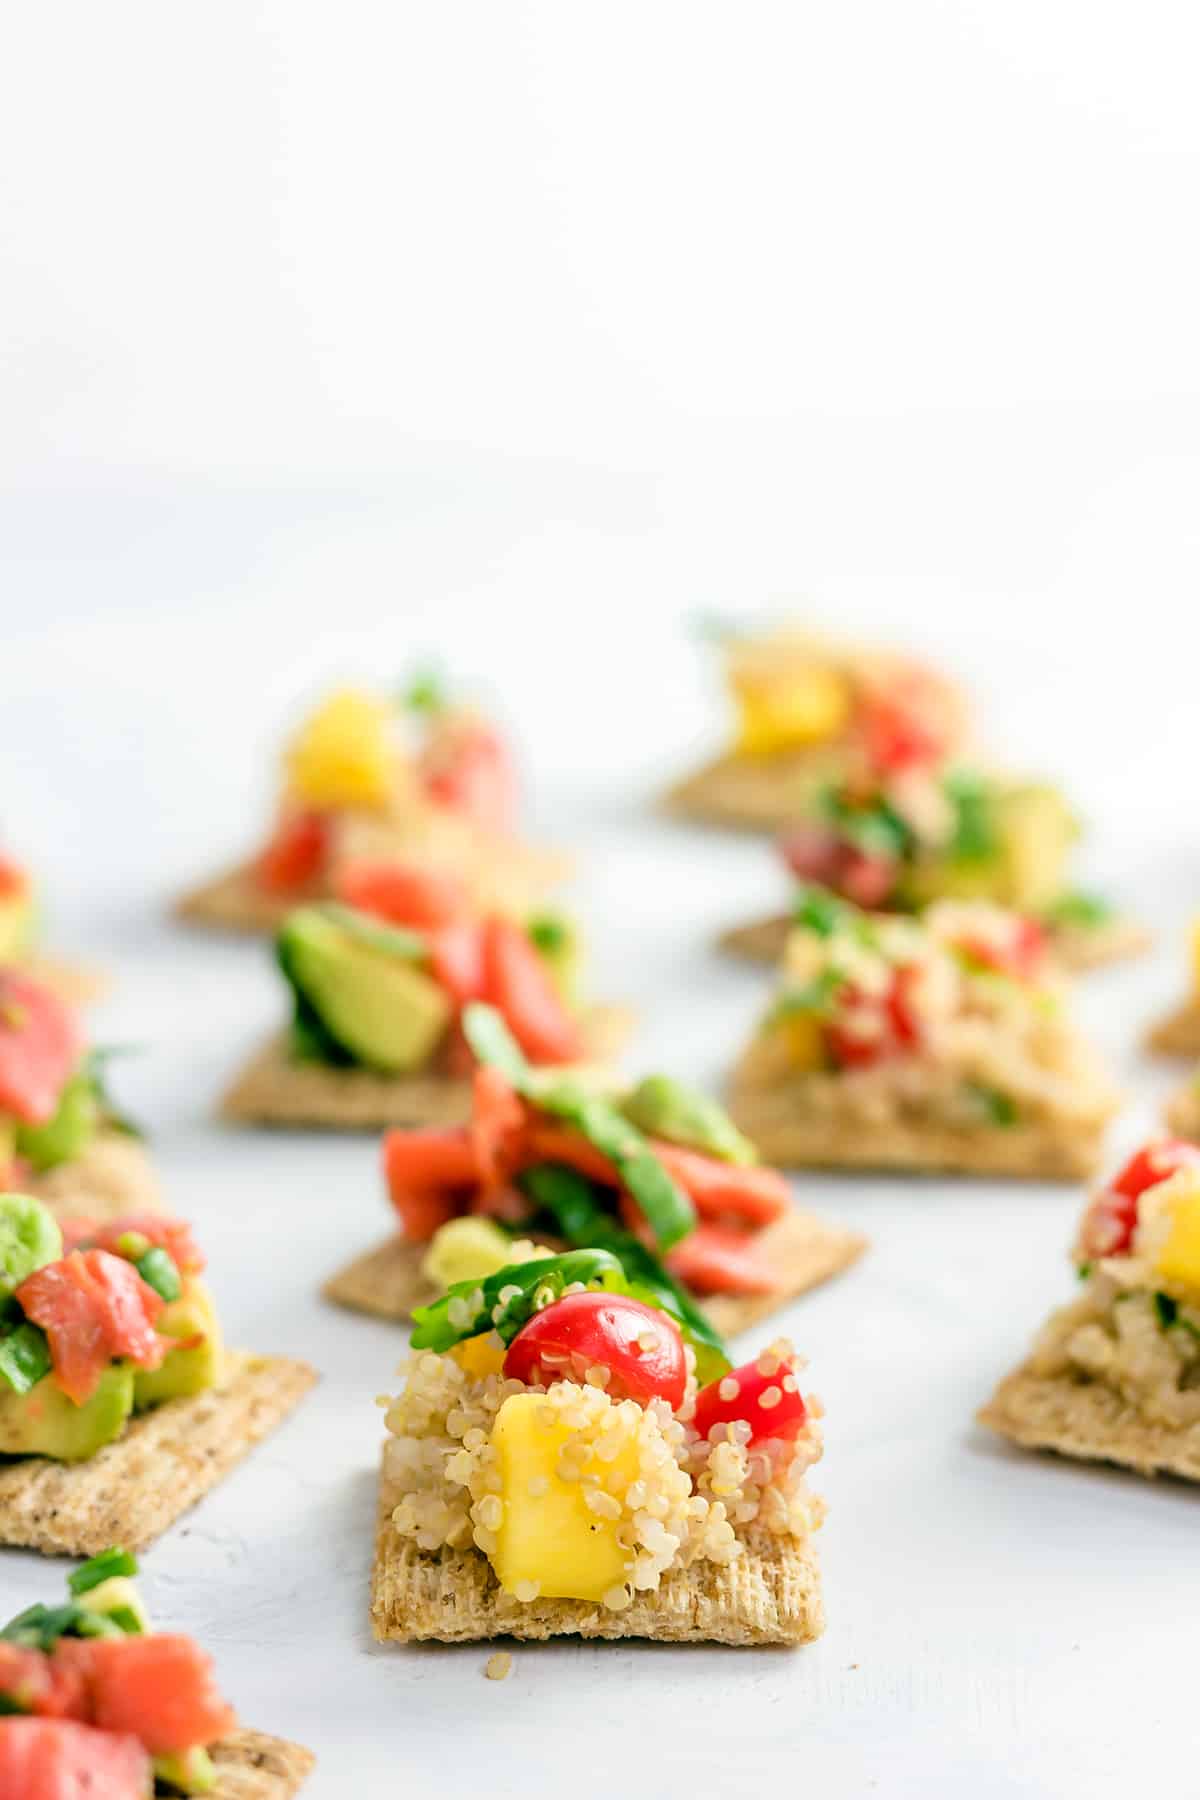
[326,1002,865,1335]
[720,763,1145,974]
[221,876,631,1130]
[0,1194,315,1555]
[980,1139,1200,1480]
[175,676,569,935]
[0,1550,313,1796]
[0,968,160,1223]
[727,892,1118,1178]
[0,851,105,1005]
[373,1256,827,1645]
[664,623,967,832]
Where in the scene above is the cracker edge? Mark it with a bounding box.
[26,1130,164,1224]
[220,1007,635,1131]
[0,1353,318,1556]
[370,1471,823,1646]
[1147,999,1200,1059]
[211,1729,316,1800]
[719,911,1150,973]
[324,1206,866,1333]
[978,1364,1200,1482]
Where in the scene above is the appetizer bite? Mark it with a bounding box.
[373,1256,826,1645]
[720,767,1145,974]
[0,969,159,1222]
[326,1003,864,1332]
[1147,917,1200,1058]
[175,677,569,934]
[0,1550,313,1796]
[664,623,967,831]
[0,851,104,1004]
[726,894,1118,1177]
[221,878,631,1129]
[980,1140,1200,1479]
[0,1195,315,1554]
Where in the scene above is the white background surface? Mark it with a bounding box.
[3,5,1200,1795]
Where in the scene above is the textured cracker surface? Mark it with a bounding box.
[979,1364,1200,1482]
[221,1006,634,1130]
[0,1353,317,1555]
[719,911,1149,974]
[371,1472,823,1645]
[1165,1082,1200,1142]
[174,862,304,934]
[663,748,847,833]
[26,1131,164,1222]
[325,1205,866,1331]
[211,1729,315,1799]
[1148,999,1200,1059]
[727,1066,1111,1180]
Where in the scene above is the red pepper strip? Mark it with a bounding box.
[648,1142,790,1227]
[382,1127,480,1242]
[666,1225,782,1296]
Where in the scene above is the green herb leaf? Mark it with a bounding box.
[134,1248,181,1304]
[944,771,997,863]
[400,668,447,714]
[1044,889,1114,928]
[964,1083,1018,1127]
[527,913,569,955]
[461,1002,532,1088]
[0,1321,52,1395]
[790,884,849,939]
[68,1548,138,1597]
[410,1248,627,1353]
[318,904,429,963]
[1155,1292,1179,1329]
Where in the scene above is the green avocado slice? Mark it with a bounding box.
[0,1365,133,1462]
[133,1282,223,1409]
[278,907,451,1073]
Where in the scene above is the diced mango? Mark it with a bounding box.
[451,1332,508,1381]
[488,1392,639,1603]
[284,689,394,811]
[1190,917,1200,997]
[731,666,851,757]
[779,1012,826,1071]
[1156,1186,1200,1298]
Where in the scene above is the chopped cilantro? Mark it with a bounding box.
[944,771,996,863]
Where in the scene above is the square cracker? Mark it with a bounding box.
[663,749,845,834]
[27,1131,164,1224]
[324,1206,866,1335]
[0,1353,317,1556]
[978,1364,1200,1482]
[220,1006,634,1131]
[174,862,307,935]
[718,911,1149,975]
[371,1472,823,1646]
[1165,1080,1200,1143]
[1148,998,1200,1059]
[211,1729,315,1800]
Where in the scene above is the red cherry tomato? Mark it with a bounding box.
[0,970,81,1127]
[480,917,582,1066]
[826,966,922,1070]
[503,1291,687,1408]
[692,1348,808,1446]
[838,849,898,909]
[255,811,329,894]
[779,826,843,885]
[1078,1140,1200,1260]
[958,916,1047,982]
[334,861,468,929]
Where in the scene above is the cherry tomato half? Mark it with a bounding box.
[255,810,329,894]
[503,1291,687,1409]
[1078,1140,1200,1260]
[692,1348,808,1447]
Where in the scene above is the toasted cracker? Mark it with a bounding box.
[325,1206,865,1333]
[221,1006,634,1131]
[211,1729,315,1799]
[719,910,1150,974]
[1165,1080,1200,1142]
[174,862,306,935]
[979,1364,1200,1482]
[26,1131,164,1223]
[371,1470,822,1645]
[663,749,847,834]
[1148,998,1200,1059]
[0,1353,317,1556]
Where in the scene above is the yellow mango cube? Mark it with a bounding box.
[780,1012,826,1071]
[451,1332,508,1381]
[1156,1185,1200,1299]
[731,666,851,757]
[488,1392,639,1603]
[284,689,395,811]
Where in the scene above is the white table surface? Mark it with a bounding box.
[2,585,1197,1800]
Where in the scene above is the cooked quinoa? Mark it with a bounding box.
[382,1335,824,1611]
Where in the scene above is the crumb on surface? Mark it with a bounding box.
[485,1651,513,1681]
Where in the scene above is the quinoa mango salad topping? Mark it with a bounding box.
[728,894,1118,1171]
[982,1142,1200,1475]
[380,1253,823,1614]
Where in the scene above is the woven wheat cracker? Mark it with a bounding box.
[979,1365,1200,1482]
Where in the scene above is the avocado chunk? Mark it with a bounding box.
[133,1281,223,1409]
[78,1575,152,1635]
[15,1069,100,1173]
[0,1364,133,1461]
[994,784,1078,911]
[279,907,452,1074]
[620,1075,757,1166]
[0,1193,63,1297]
[153,1747,217,1794]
